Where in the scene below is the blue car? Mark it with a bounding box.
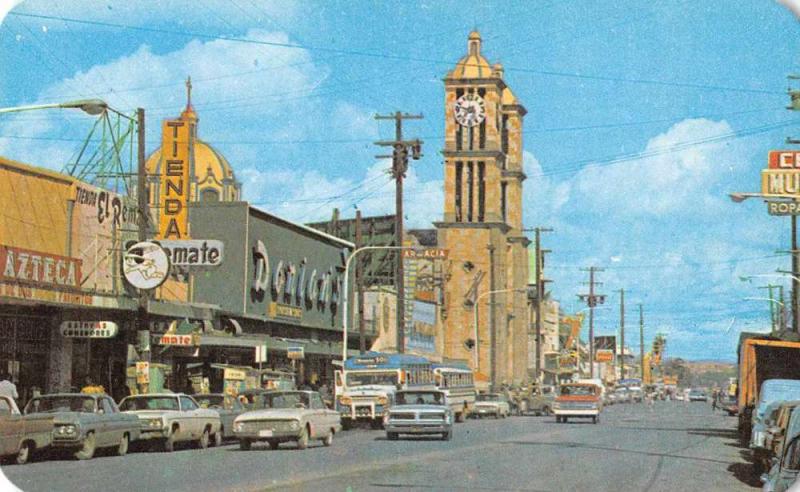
[762,404,800,492]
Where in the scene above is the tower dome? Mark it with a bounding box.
[449,31,493,79]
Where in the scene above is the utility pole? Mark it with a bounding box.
[617,288,625,380]
[578,267,605,378]
[759,284,780,333]
[524,227,552,385]
[375,112,423,353]
[135,108,151,383]
[787,75,800,332]
[355,210,366,354]
[488,243,496,390]
[638,304,644,382]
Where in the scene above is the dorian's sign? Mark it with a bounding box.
[158,119,191,239]
[0,245,81,289]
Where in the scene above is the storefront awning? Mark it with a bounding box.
[147,300,218,320]
[197,333,353,359]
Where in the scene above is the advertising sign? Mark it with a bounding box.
[761,169,800,196]
[0,245,82,289]
[224,368,247,380]
[59,321,118,338]
[158,334,196,346]
[768,150,800,169]
[766,201,800,216]
[135,361,150,384]
[158,119,191,239]
[595,349,614,363]
[123,241,170,290]
[287,346,305,360]
[255,345,267,363]
[401,248,449,260]
[158,240,224,267]
[594,335,617,351]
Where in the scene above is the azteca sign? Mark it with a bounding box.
[0,245,81,289]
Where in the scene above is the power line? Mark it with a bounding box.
[8,10,785,98]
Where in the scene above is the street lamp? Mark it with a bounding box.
[341,245,418,362]
[472,287,529,374]
[0,99,109,116]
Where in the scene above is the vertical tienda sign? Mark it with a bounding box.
[158,119,191,239]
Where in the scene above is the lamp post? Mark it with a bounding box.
[730,192,800,332]
[744,297,785,335]
[472,287,529,380]
[341,245,417,362]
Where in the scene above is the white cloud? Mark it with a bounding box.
[778,0,800,20]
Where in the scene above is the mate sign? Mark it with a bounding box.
[158,240,224,267]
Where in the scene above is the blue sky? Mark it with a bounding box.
[1,0,800,362]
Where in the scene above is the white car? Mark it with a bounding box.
[233,390,341,450]
[119,393,221,451]
[472,393,510,418]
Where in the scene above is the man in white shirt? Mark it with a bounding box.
[0,370,18,400]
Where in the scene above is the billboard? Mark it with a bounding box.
[158,119,191,239]
[594,335,617,351]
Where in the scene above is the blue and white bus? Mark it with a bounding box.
[433,362,476,422]
[335,352,434,428]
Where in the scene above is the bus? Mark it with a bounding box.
[433,363,476,422]
[335,352,434,428]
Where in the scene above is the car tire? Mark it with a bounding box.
[544,407,552,416]
[117,434,129,456]
[239,439,251,451]
[164,431,176,452]
[297,426,309,450]
[592,416,598,424]
[455,412,464,423]
[268,440,280,450]
[442,430,452,441]
[198,429,210,449]
[387,432,398,441]
[322,431,333,447]
[74,432,96,460]
[15,441,31,465]
[213,431,223,448]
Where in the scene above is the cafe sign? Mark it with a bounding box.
[60,321,118,338]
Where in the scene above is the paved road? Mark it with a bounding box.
[1,401,761,492]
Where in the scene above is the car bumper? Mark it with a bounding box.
[473,407,500,415]
[234,430,301,441]
[138,429,169,440]
[51,436,85,448]
[554,409,600,417]
[385,423,451,434]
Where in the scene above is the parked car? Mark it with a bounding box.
[627,386,644,403]
[119,393,221,452]
[612,388,631,404]
[384,389,453,441]
[763,405,800,492]
[754,401,785,473]
[751,380,800,474]
[24,393,140,460]
[472,393,510,419]
[604,392,617,406]
[0,394,52,465]
[554,382,603,424]
[525,385,556,416]
[194,393,246,445]
[688,389,708,402]
[766,401,800,469]
[233,390,340,450]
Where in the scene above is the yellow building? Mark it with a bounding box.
[435,32,530,387]
[145,77,241,222]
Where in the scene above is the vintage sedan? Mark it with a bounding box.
[194,393,246,445]
[23,393,140,460]
[0,394,52,465]
[233,390,340,450]
[472,393,510,419]
[119,393,221,452]
[384,390,453,441]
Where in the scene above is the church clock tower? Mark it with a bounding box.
[435,32,530,387]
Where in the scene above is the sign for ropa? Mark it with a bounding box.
[59,321,118,338]
[767,201,800,216]
[158,240,224,267]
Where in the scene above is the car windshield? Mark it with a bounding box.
[345,371,398,386]
[396,392,443,405]
[477,394,500,402]
[119,396,180,411]
[263,392,310,409]
[195,395,225,409]
[561,386,595,396]
[25,396,96,414]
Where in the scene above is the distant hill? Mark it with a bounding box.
[662,358,736,388]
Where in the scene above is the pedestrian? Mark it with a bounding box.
[80,376,105,395]
[711,393,718,412]
[0,369,18,401]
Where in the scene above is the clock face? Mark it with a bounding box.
[453,93,486,127]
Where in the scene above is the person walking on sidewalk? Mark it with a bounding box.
[0,370,18,401]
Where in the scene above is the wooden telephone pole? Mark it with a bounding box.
[374,112,423,353]
[578,267,605,378]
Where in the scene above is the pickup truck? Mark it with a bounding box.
[554,383,603,424]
